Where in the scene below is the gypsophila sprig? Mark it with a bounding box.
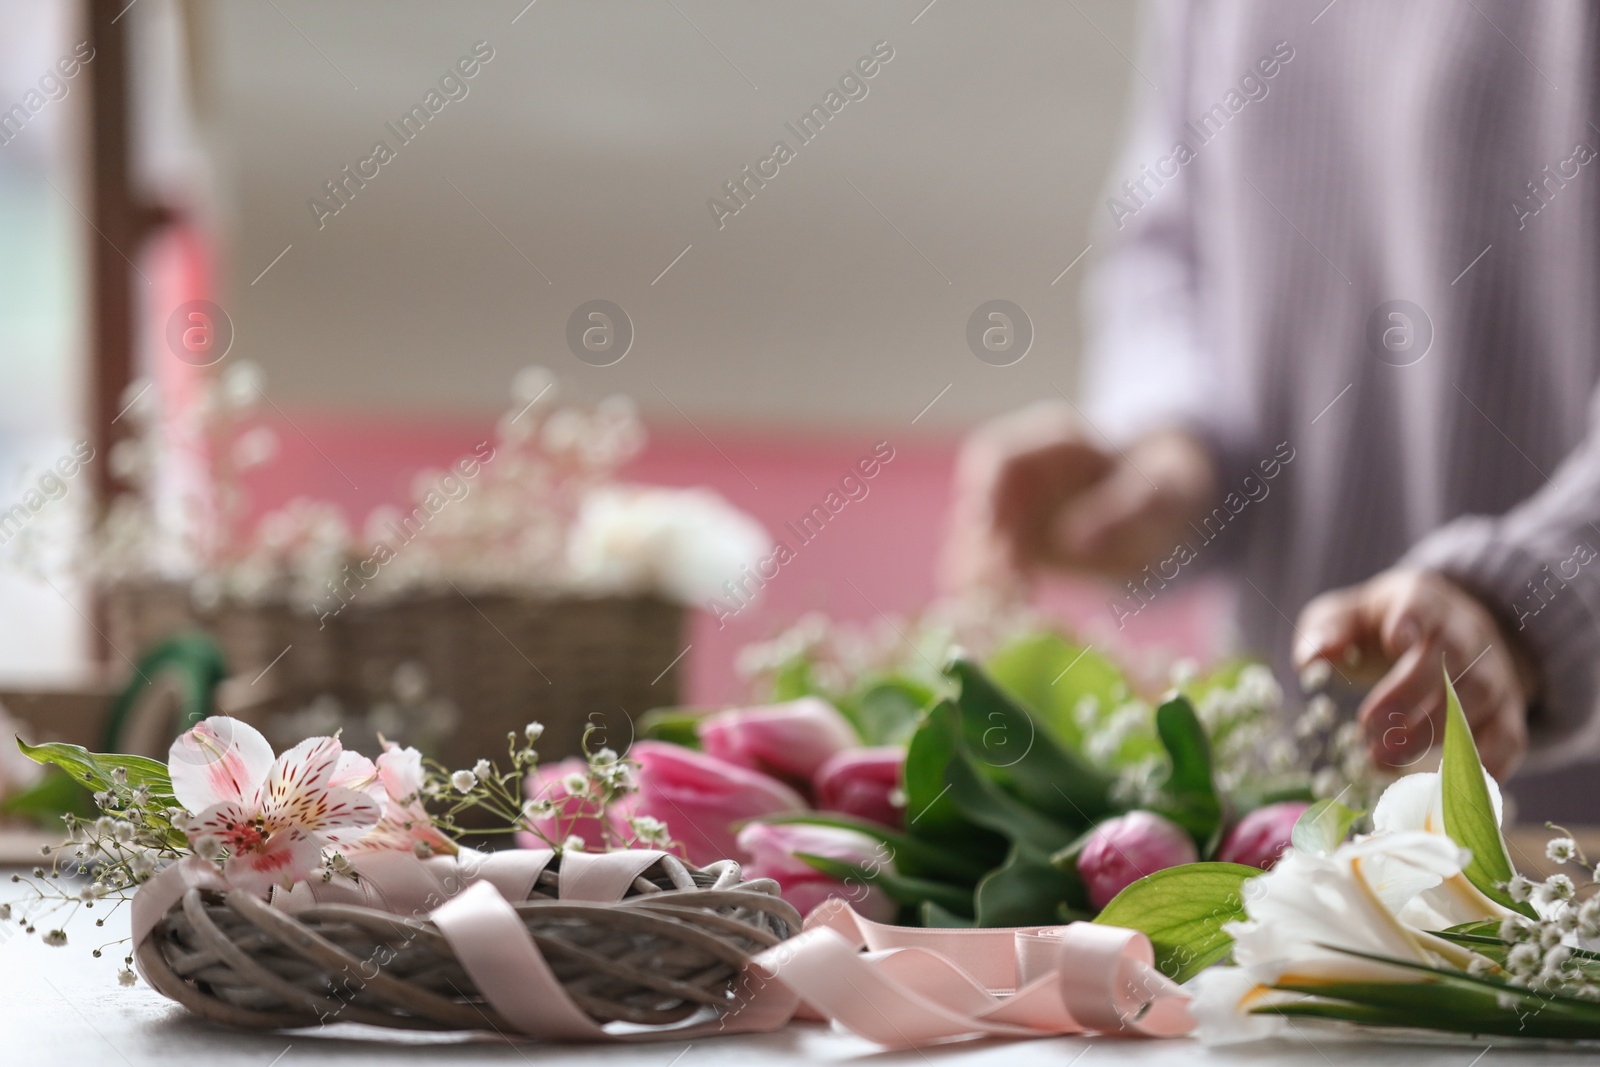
[9,714,674,987]
[421,722,673,855]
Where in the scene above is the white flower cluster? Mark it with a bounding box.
[78,363,765,622]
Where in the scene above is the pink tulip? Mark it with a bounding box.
[1217,801,1310,871]
[516,758,633,852]
[1077,811,1199,909]
[697,697,858,788]
[814,747,905,828]
[630,741,806,867]
[736,821,898,923]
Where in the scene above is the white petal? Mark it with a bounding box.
[312,786,385,840]
[168,717,275,813]
[1191,966,1286,1045]
[262,736,343,818]
[1372,769,1504,836]
[1371,771,1443,835]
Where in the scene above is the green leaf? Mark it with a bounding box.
[0,767,96,822]
[1151,695,1221,842]
[635,707,706,748]
[18,738,186,848]
[920,900,976,927]
[767,656,818,702]
[974,842,1087,926]
[902,699,987,843]
[792,852,974,916]
[947,658,1115,825]
[1092,862,1260,982]
[750,811,988,883]
[19,738,176,800]
[984,634,1124,749]
[1290,798,1361,855]
[850,678,932,746]
[1439,665,1536,918]
[944,725,1081,853]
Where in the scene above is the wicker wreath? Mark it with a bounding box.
[136,853,802,1033]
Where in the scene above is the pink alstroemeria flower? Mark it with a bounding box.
[169,717,383,894]
[332,742,458,858]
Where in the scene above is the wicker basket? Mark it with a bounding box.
[102,581,686,767]
[137,853,801,1034]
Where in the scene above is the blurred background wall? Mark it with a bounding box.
[189,0,1228,705]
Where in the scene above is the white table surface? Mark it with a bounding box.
[3,872,1596,1067]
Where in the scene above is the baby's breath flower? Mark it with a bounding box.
[110,767,128,787]
[0,903,12,921]
[1507,875,1535,904]
[451,770,478,794]
[1540,874,1577,905]
[1548,837,1579,864]
[1540,923,1565,950]
[524,722,544,743]
[1579,896,1600,939]
[1557,905,1582,934]
[42,930,67,947]
[117,968,137,987]
[1467,955,1496,977]
[193,835,225,861]
[561,834,585,852]
[562,773,588,796]
[472,759,493,780]
[629,815,669,845]
[1506,942,1542,975]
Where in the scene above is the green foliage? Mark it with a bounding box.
[1290,798,1361,855]
[1149,695,1221,844]
[16,738,187,848]
[0,768,96,821]
[751,811,989,883]
[974,841,1088,926]
[849,678,933,746]
[792,852,975,917]
[984,633,1125,749]
[947,658,1116,824]
[635,707,705,748]
[1439,666,1536,918]
[1263,945,1600,1037]
[1091,862,1260,982]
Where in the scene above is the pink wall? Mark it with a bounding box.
[240,412,1228,707]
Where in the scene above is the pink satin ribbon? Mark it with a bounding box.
[131,851,1192,1046]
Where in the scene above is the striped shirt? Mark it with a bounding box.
[1083,0,1600,763]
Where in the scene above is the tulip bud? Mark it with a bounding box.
[1078,811,1199,909]
[813,747,905,828]
[698,697,858,787]
[629,741,806,866]
[1217,802,1311,870]
[736,821,898,923]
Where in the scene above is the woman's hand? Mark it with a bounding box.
[1293,569,1537,780]
[941,401,1218,591]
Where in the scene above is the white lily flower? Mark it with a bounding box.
[1196,829,1477,1045]
[1370,770,1516,927]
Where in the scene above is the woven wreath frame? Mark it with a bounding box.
[136,853,802,1033]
